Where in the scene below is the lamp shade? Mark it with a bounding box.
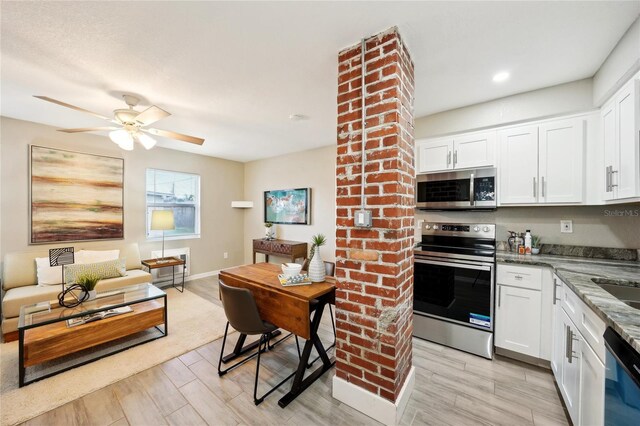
[109,129,134,150]
[150,210,175,231]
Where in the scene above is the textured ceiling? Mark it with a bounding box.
[2,1,638,161]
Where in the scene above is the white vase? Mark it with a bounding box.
[265,226,274,240]
[308,248,325,282]
[80,289,97,301]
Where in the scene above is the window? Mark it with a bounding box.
[146,169,200,239]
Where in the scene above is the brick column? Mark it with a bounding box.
[333,27,415,425]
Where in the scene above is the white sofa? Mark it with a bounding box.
[1,243,152,339]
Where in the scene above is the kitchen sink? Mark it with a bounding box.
[591,278,640,309]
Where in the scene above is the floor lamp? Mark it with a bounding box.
[151,210,175,263]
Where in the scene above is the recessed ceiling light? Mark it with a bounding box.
[492,71,510,83]
[289,114,308,121]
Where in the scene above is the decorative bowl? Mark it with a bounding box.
[281,263,302,278]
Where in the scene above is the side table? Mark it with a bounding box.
[142,257,186,292]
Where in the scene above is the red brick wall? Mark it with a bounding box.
[335,27,415,402]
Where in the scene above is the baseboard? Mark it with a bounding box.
[495,346,551,370]
[332,366,415,425]
[185,270,220,282]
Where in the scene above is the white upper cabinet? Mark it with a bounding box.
[602,78,640,201]
[616,79,639,199]
[499,126,539,204]
[452,132,496,170]
[416,131,495,173]
[416,138,453,173]
[539,119,585,203]
[602,102,617,201]
[499,119,585,205]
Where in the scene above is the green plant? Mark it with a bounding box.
[532,235,542,248]
[264,222,273,228]
[309,233,327,260]
[76,272,100,291]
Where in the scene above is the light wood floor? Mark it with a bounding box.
[22,276,569,426]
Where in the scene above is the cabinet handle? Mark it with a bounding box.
[606,166,611,192]
[514,275,523,280]
[565,325,571,361]
[498,285,501,308]
[453,150,457,166]
[610,169,618,188]
[447,151,451,166]
[553,278,558,305]
[541,176,545,198]
[533,177,537,198]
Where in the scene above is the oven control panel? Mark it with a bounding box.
[422,223,495,238]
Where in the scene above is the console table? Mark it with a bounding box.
[252,239,307,264]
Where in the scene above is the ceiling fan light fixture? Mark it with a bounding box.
[109,129,134,150]
[136,132,157,150]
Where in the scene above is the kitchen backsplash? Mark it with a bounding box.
[415,203,640,250]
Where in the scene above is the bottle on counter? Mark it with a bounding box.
[524,230,532,255]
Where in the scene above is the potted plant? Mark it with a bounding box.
[76,272,100,301]
[308,233,327,282]
[264,222,275,240]
[531,235,542,255]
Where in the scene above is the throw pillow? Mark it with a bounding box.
[35,257,63,286]
[64,258,126,284]
[75,249,120,264]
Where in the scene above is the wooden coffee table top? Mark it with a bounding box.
[19,283,164,329]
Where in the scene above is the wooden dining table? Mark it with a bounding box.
[219,262,336,408]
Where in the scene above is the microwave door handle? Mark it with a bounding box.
[469,173,475,205]
[415,258,490,272]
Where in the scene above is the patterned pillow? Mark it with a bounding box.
[64,258,126,284]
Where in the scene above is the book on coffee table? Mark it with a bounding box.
[66,306,132,327]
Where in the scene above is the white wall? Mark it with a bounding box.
[415,79,593,138]
[416,205,640,249]
[0,117,245,275]
[593,16,640,106]
[243,145,336,264]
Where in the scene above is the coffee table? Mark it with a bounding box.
[18,283,167,387]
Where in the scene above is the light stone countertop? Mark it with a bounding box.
[497,251,640,353]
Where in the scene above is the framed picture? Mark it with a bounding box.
[264,188,310,225]
[30,145,124,244]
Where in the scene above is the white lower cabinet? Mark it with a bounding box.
[495,284,542,357]
[551,275,605,426]
[495,264,552,360]
[550,276,564,377]
[558,307,581,423]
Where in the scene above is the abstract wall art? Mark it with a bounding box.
[30,146,124,243]
[264,188,310,225]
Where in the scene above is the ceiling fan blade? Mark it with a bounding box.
[135,105,171,126]
[57,127,118,133]
[34,96,111,121]
[145,128,204,145]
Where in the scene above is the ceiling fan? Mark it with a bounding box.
[34,94,205,150]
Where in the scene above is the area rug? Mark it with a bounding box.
[0,288,229,426]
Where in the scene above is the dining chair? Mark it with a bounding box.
[217,280,294,405]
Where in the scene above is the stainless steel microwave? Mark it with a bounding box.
[416,168,497,210]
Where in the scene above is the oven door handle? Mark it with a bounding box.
[415,258,491,271]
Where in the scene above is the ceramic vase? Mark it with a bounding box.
[308,248,325,282]
[265,226,274,240]
[80,289,97,301]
